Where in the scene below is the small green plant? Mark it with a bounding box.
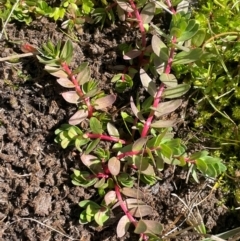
[21,0,228,240]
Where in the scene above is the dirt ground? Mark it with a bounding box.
[0,15,240,241]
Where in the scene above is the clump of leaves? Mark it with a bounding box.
[21,0,228,240]
[171,0,240,212]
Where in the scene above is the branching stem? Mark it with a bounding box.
[141,0,177,137]
[85,133,126,144]
[61,62,94,117]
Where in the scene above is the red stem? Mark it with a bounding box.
[165,0,176,14]
[85,133,126,144]
[129,0,146,48]
[141,0,177,137]
[141,83,165,137]
[115,185,148,240]
[115,185,136,223]
[61,62,94,117]
[117,146,194,165]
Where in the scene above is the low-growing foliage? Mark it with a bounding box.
[9,0,231,240]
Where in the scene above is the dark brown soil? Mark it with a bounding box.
[0,16,240,241]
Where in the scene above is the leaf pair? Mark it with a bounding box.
[79,200,110,226]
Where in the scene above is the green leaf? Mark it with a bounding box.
[196,159,208,173]
[118,173,134,187]
[163,84,190,98]
[133,156,154,175]
[79,200,100,209]
[94,178,106,188]
[142,96,154,111]
[132,137,147,152]
[61,138,70,149]
[140,68,157,97]
[75,138,90,152]
[140,174,157,185]
[155,156,164,171]
[79,210,91,224]
[113,74,133,93]
[90,117,103,134]
[191,28,206,47]
[86,202,101,216]
[142,220,163,235]
[177,20,199,42]
[60,40,73,64]
[107,122,119,138]
[85,138,100,154]
[152,99,182,118]
[76,62,91,85]
[140,2,155,24]
[173,48,203,65]
[190,151,209,160]
[68,127,79,138]
[134,220,147,234]
[160,73,178,87]
[94,208,110,226]
[130,97,145,122]
[151,35,169,61]
[160,143,172,159]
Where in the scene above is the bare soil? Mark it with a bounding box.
[0,16,240,241]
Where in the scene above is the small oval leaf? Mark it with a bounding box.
[104,191,116,206]
[129,205,153,217]
[45,66,68,78]
[173,48,203,65]
[163,84,190,99]
[132,137,147,152]
[62,91,80,103]
[151,119,177,128]
[107,122,120,138]
[116,0,134,12]
[81,154,98,168]
[140,2,156,24]
[142,220,163,235]
[140,68,157,97]
[152,99,182,117]
[108,157,120,176]
[124,49,142,60]
[69,109,88,125]
[134,220,147,234]
[57,78,75,88]
[117,215,131,238]
[94,95,116,110]
[76,62,91,85]
[151,35,169,61]
[130,97,145,121]
[160,73,178,87]
[121,187,144,199]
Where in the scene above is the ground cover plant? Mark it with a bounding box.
[0,0,240,240]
